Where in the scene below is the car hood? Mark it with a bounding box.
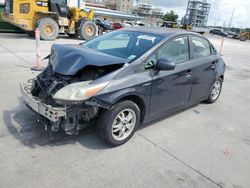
[50,44,128,76]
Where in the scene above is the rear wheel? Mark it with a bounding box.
[77,20,97,40]
[37,18,59,41]
[205,78,222,103]
[97,101,140,147]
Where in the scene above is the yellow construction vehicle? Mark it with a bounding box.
[161,21,192,31]
[1,0,97,40]
[239,32,250,41]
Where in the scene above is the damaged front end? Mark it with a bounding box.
[20,44,126,134]
[21,66,101,134]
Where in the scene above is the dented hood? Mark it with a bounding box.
[50,44,128,76]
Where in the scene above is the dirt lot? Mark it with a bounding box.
[0,33,250,188]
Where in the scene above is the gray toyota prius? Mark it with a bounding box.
[21,27,225,146]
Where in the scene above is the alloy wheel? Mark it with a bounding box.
[112,109,136,141]
[211,80,221,100]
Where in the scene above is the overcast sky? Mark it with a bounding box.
[150,0,250,28]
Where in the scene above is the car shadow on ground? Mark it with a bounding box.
[3,98,109,150]
[3,98,201,150]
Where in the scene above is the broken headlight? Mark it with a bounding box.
[53,81,109,103]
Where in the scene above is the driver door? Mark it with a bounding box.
[149,36,193,119]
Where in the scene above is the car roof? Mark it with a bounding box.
[122,26,198,37]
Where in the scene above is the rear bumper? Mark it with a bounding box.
[20,81,67,122]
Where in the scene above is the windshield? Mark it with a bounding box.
[82,31,164,61]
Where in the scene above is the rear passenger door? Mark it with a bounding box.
[188,35,218,103]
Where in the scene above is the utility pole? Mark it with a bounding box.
[228,7,235,28]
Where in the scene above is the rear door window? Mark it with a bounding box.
[191,36,211,59]
[157,36,189,64]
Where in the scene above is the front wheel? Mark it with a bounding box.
[205,78,223,103]
[97,101,140,147]
[37,18,59,40]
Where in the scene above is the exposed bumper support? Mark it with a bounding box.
[20,82,67,122]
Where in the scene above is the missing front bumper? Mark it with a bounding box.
[20,82,67,122]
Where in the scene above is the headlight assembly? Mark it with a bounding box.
[53,81,109,103]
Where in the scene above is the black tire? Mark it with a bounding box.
[205,78,223,104]
[239,36,247,41]
[97,100,140,147]
[77,20,97,40]
[37,18,59,41]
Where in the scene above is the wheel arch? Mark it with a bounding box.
[115,95,146,123]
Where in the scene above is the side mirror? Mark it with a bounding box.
[156,59,175,71]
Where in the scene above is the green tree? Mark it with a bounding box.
[163,10,178,22]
